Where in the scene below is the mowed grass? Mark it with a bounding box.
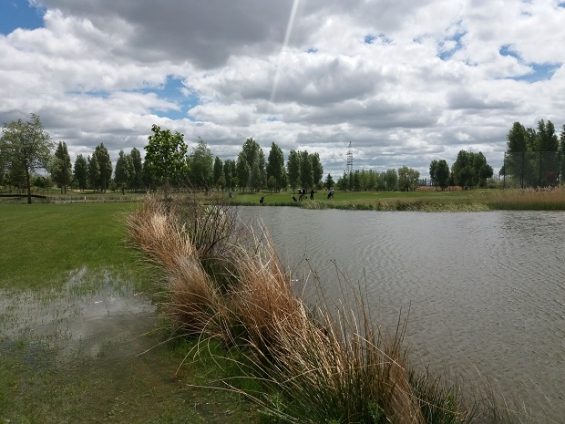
[0,202,145,289]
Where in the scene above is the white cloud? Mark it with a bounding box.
[1,0,564,177]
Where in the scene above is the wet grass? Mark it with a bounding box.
[0,202,258,423]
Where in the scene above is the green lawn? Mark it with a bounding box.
[0,202,257,423]
[0,202,144,289]
[228,189,494,211]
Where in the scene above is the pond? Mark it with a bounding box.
[238,207,565,422]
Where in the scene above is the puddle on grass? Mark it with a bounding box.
[0,268,256,423]
[0,267,156,361]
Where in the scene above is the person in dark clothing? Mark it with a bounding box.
[259,196,264,205]
[310,189,314,200]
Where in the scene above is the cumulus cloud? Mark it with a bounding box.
[1,0,564,176]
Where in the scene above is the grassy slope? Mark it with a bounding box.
[0,202,256,423]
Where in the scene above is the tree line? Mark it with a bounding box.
[0,117,328,201]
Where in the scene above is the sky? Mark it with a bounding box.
[1,0,565,177]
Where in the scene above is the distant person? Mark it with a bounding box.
[259,196,264,205]
[299,188,305,201]
[310,189,314,200]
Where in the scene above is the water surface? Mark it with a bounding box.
[239,207,565,422]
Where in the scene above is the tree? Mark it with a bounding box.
[560,125,565,185]
[286,150,300,191]
[144,124,188,192]
[398,166,420,191]
[429,159,450,190]
[114,150,131,193]
[310,152,324,188]
[383,169,398,191]
[299,150,313,189]
[129,147,143,190]
[236,138,264,191]
[452,150,493,188]
[223,159,236,190]
[536,119,559,186]
[93,143,112,192]
[0,114,53,204]
[50,141,72,193]
[213,156,224,189]
[266,142,285,191]
[73,154,88,191]
[190,139,213,190]
[87,154,100,190]
[505,122,528,188]
[325,173,335,189]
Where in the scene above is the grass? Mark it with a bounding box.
[226,190,492,212]
[0,201,258,423]
[0,202,146,289]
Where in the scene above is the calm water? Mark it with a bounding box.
[239,207,565,422]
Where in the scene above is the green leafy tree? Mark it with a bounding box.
[223,159,236,190]
[0,114,53,203]
[310,152,324,188]
[129,147,143,190]
[236,138,265,191]
[50,141,72,193]
[398,166,420,191]
[560,125,565,184]
[190,139,213,190]
[87,154,100,190]
[144,124,188,192]
[429,159,450,190]
[535,119,559,186]
[266,142,285,191]
[73,154,88,191]
[325,173,335,189]
[236,156,250,191]
[93,143,112,192]
[299,150,313,189]
[452,150,492,188]
[383,169,398,191]
[286,150,300,191]
[114,150,131,193]
[213,156,224,189]
[505,122,529,188]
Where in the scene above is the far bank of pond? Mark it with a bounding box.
[237,206,565,423]
[230,188,565,211]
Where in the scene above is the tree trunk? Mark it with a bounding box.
[25,168,31,204]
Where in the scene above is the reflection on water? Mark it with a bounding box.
[0,267,155,360]
[239,207,565,422]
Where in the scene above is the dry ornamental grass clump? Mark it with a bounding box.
[129,195,480,423]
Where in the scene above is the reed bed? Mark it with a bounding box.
[487,187,565,210]
[128,195,492,423]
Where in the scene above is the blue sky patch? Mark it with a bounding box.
[141,76,200,120]
[0,0,44,35]
[513,63,561,82]
[364,33,391,45]
[438,31,465,60]
[499,44,521,60]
